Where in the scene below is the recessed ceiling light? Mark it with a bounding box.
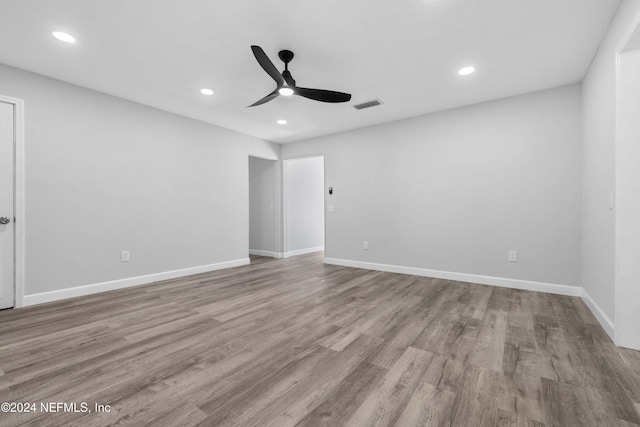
[277,120,287,125]
[458,66,475,76]
[52,31,76,43]
[200,88,214,95]
[278,87,294,96]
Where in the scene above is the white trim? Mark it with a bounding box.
[581,288,615,340]
[0,94,25,308]
[613,8,640,347]
[14,98,25,309]
[23,258,249,306]
[249,249,284,259]
[282,158,289,255]
[285,246,324,258]
[323,257,581,296]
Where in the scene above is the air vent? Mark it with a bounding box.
[353,99,383,110]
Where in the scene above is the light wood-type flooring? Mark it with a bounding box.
[1,253,640,426]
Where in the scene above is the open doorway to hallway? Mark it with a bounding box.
[248,156,277,259]
[283,156,325,257]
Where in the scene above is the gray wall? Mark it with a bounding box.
[282,84,582,286]
[581,0,640,324]
[249,157,276,254]
[0,63,279,297]
[284,156,325,253]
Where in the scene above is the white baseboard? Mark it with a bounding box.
[323,257,582,297]
[284,246,324,258]
[580,288,615,340]
[23,258,250,307]
[249,249,284,258]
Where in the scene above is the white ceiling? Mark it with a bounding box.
[0,0,621,143]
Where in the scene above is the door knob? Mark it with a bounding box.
[0,217,10,225]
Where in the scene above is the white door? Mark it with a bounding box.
[0,100,15,309]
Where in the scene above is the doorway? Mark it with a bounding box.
[283,156,325,257]
[248,156,278,258]
[0,95,24,309]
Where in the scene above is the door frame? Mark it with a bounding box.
[248,155,280,258]
[614,8,640,349]
[0,94,25,308]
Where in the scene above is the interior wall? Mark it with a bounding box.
[249,157,276,255]
[282,84,582,287]
[616,49,640,349]
[284,156,325,254]
[581,0,640,327]
[0,63,279,299]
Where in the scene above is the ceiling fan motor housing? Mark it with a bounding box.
[278,50,294,64]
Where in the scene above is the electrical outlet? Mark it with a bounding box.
[508,250,518,262]
[363,241,369,250]
[121,251,130,262]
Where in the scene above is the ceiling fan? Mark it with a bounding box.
[248,45,352,107]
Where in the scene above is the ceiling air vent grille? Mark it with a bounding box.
[353,99,383,110]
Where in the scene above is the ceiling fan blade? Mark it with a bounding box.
[251,45,285,86]
[295,87,351,103]
[248,90,279,107]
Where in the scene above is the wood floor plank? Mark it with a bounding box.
[410,286,473,355]
[192,326,341,414]
[550,294,599,326]
[200,345,336,426]
[508,289,535,330]
[0,253,638,427]
[502,325,546,424]
[532,314,581,385]
[460,283,493,320]
[541,377,598,427]
[8,317,221,401]
[366,305,437,369]
[319,300,403,352]
[393,381,455,427]
[137,402,209,427]
[528,291,558,318]
[559,320,640,424]
[421,354,465,394]
[588,326,640,404]
[345,346,435,426]
[448,364,510,427]
[296,361,387,427]
[487,286,512,312]
[495,409,545,427]
[245,333,385,427]
[467,309,508,372]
